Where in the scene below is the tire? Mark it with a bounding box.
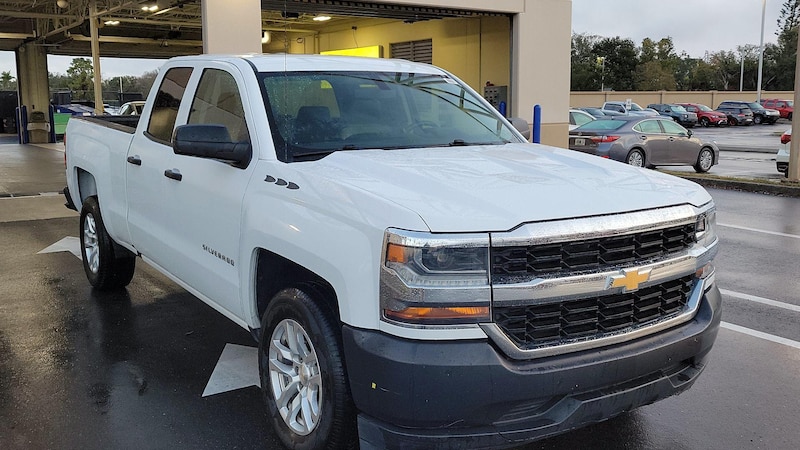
[788,113,792,121]
[79,196,135,290]
[729,117,738,126]
[626,149,645,168]
[700,117,710,127]
[754,114,762,125]
[694,147,714,173]
[259,287,356,450]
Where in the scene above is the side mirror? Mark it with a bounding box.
[509,117,531,141]
[687,129,693,137]
[173,124,251,169]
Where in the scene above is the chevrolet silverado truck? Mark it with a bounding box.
[64,54,721,450]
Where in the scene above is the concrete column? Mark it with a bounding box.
[512,0,571,147]
[16,42,50,143]
[202,0,262,54]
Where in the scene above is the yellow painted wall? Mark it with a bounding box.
[269,16,511,99]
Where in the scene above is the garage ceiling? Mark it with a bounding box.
[0,0,497,59]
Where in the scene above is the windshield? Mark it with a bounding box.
[260,71,518,162]
[574,119,626,131]
[697,104,712,112]
[670,105,687,112]
[629,103,644,111]
[746,102,765,110]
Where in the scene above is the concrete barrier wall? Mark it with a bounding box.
[570,91,795,109]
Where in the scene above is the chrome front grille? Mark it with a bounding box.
[492,275,694,350]
[491,223,696,280]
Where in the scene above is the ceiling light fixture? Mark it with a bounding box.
[141,4,159,12]
[56,0,70,9]
[104,20,120,26]
[261,31,271,44]
[313,15,332,22]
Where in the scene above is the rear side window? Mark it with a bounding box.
[187,69,250,143]
[146,67,193,143]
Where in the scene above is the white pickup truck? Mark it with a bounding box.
[64,54,721,450]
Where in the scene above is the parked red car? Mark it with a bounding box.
[760,99,793,120]
[675,103,728,127]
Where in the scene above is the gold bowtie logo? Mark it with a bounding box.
[607,268,652,292]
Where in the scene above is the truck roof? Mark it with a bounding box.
[165,53,446,74]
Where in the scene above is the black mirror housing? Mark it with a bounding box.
[173,124,251,169]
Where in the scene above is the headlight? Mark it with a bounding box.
[695,208,717,249]
[380,229,490,327]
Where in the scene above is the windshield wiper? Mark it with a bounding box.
[447,139,511,146]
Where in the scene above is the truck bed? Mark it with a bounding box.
[78,115,141,134]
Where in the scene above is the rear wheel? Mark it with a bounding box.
[694,148,714,173]
[79,196,135,290]
[259,287,356,450]
[626,149,645,168]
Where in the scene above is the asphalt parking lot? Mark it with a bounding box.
[1,132,799,450]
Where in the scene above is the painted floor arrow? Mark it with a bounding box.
[38,236,81,259]
[202,343,260,397]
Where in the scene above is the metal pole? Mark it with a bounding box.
[756,0,765,102]
[601,57,605,92]
[90,0,104,115]
[788,21,800,182]
[739,53,744,92]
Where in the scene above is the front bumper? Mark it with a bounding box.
[345,285,721,450]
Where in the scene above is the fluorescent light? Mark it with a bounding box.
[261,31,271,44]
[313,15,332,22]
[141,5,159,12]
[104,20,120,26]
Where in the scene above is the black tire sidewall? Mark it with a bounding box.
[627,150,644,167]
[696,148,713,173]
[79,196,135,290]
[259,288,355,450]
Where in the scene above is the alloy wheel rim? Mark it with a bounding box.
[83,213,100,274]
[268,318,322,436]
[700,151,713,170]
[628,152,643,167]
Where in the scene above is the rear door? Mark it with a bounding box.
[659,119,698,164]
[126,66,194,268]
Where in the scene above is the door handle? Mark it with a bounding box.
[639,135,647,140]
[668,137,675,141]
[164,169,182,181]
[127,155,142,166]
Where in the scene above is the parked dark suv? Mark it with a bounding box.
[715,104,754,126]
[717,100,779,125]
[647,103,698,127]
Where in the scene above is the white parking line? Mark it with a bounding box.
[721,322,800,350]
[717,223,800,240]
[720,289,800,313]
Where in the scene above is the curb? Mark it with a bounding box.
[668,173,800,197]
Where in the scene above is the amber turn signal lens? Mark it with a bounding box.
[386,243,407,263]
[384,306,489,322]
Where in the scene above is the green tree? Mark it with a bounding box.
[570,33,603,90]
[634,61,676,90]
[777,0,800,35]
[592,37,638,91]
[66,58,95,100]
[0,71,15,90]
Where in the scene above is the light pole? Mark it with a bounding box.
[597,56,606,91]
[756,0,766,102]
[740,52,744,92]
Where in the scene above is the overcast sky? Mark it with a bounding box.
[572,0,783,58]
[0,0,788,79]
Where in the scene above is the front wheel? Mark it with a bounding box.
[694,148,714,173]
[728,117,738,126]
[700,117,710,127]
[754,115,763,125]
[259,287,356,450]
[626,149,645,168]
[79,196,135,290]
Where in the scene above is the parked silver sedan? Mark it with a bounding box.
[568,117,719,173]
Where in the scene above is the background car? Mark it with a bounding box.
[569,108,596,130]
[568,116,718,172]
[675,103,728,127]
[578,107,625,118]
[647,103,698,127]
[760,99,793,120]
[715,104,754,126]
[117,101,146,116]
[778,127,791,176]
[718,100,779,125]
[601,101,660,116]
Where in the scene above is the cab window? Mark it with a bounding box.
[187,69,250,144]
[146,67,193,143]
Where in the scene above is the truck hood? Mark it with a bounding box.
[303,143,712,232]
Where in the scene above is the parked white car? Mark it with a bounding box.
[778,127,790,176]
[568,108,595,130]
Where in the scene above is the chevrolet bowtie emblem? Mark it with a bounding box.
[607,268,652,292]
